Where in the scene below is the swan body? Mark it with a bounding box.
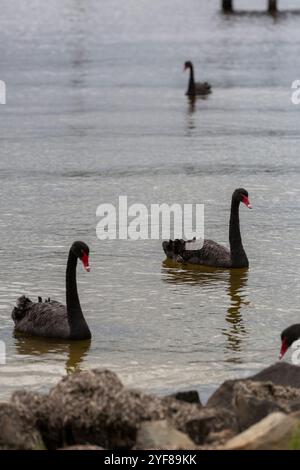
[12,241,91,340]
[163,239,232,268]
[162,188,252,269]
[12,297,70,338]
[184,61,212,96]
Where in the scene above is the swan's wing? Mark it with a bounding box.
[195,82,212,94]
[12,295,70,338]
[163,239,231,267]
[185,239,231,267]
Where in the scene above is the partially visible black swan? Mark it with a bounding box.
[12,241,91,340]
[279,324,300,359]
[162,188,252,269]
[184,61,212,96]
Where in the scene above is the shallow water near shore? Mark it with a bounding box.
[1,0,300,401]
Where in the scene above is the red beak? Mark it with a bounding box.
[242,195,252,209]
[81,253,90,272]
[279,338,288,359]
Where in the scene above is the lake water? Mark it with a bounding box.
[1,0,300,402]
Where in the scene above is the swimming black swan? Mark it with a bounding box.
[279,324,300,359]
[12,241,91,340]
[162,188,252,269]
[184,61,212,96]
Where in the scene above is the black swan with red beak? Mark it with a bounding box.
[12,241,91,340]
[162,188,252,269]
[184,61,212,96]
[279,324,300,359]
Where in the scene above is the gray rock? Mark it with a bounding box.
[222,412,300,450]
[208,379,300,431]
[169,390,201,405]
[0,403,44,450]
[208,362,300,411]
[59,445,104,450]
[12,390,61,449]
[250,362,300,388]
[181,406,238,445]
[11,369,236,449]
[135,420,196,450]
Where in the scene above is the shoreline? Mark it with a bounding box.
[2,361,300,450]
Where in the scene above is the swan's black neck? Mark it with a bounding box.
[187,65,195,95]
[229,197,248,268]
[66,250,91,339]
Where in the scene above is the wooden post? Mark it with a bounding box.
[268,0,277,13]
[222,0,233,13]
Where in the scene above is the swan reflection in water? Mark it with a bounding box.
[161,259,249,358]
[187,95,197,114]
[186,94,211,138]
[13,334,91,374]
[222,268,249,361]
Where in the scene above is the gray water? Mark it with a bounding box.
[1,0,300,401]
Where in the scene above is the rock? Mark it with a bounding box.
[208,378,300,431]
[207,379,236,409]
[0,403,44,450]
[208,362,300,410]
[160,395,238,444]
[250,362,300,389]
[205,429,236,445]
[59,445,104,450]
[169,390,201,405]
[180,406,238,445]
[222,412,300,450]
[11,369,237,449]
[12,390,62,450]
[135,420,196,450]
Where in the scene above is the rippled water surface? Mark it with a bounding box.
[1,0,300,401]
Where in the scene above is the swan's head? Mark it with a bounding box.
[280,324,300,359]
[71,241,90,272]
[184,61,193,71]
[234,188,252,209]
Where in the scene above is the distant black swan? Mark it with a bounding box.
[12,241,91,340]
[184,61,212,96]
[279,324,300,359]
[162,188,252,269]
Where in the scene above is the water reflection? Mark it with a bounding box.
[162,259,228,284]
[220,9,300,24]
[185,94,210,137]
[223,269,249,356]
[13,335,91,373]
[161,260,249,356]
[187,96,196,114]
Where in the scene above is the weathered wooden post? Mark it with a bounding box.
[222,0,233,13]
[268,0,277,13]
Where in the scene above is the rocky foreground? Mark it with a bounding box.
[2,362,300,450]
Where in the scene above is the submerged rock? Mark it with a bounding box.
[0,402,44,450]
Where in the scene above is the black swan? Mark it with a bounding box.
[12,241,91,340]
[162,188,252,269]
[184,61,212,96]
[279,324,300,359]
